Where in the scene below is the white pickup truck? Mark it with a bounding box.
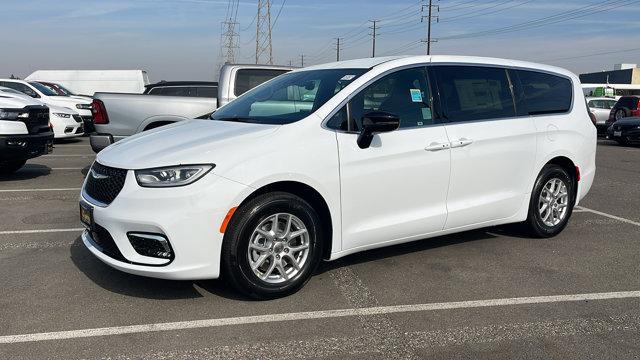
[90,64,293,152]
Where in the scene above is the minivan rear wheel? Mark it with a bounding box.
[221,192,323,299]
[525,164,575,238]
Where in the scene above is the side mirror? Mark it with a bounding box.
[357,111,400,149]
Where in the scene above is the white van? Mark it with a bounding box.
[26,70,149,96]
[79,55,597,298]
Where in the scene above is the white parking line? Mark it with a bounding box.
[0,188,81,193]
[43,155,94,158]
[576,206,640,227]
[0,290,638,344]
[50,167,85,170]
[0,228,84,235]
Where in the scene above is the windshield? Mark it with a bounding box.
[55,83,76,96]
[29,82,60,96]
[211,68,367,125]
[0,87,25,95]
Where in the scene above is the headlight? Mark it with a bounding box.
[135,164,214,187]
[76,104,91,110]
[0,109,28,120]
[53,113,71,118]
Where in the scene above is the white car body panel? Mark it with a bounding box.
[82,55,597,280]
[49,105,83,139]
[0,92,45,135]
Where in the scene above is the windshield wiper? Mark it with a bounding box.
[215,117,255,123]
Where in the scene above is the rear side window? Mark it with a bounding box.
[434,66,515,122]
[617,97,639,110]
[234,69,290,96]
[196,86,217,98]
[517,70,572,115]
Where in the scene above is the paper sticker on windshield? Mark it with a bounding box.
[340,75,356,81]
[410,89,422,102]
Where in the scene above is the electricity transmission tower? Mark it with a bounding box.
[255,0,273,64]
[220,20,239,64]
[421,0,439,55]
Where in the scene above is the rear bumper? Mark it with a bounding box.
[0,132,54,161]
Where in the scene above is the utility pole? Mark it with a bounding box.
[369,20,379,57]
[288,59,293,66]
[421,0,439,55]
[300,54,305,67]
[335,38,343,61]
[255,0,273,64]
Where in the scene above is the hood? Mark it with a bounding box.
[48,104,79,115]
[614,117,640,125]
[97,119,280,169]
[43,96,89,108]
[0,94,45,107]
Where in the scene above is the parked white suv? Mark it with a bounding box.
[0,79,92,123]
[80,55,596,298]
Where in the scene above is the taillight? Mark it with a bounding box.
[632,99,640,117]
[92,99,109,124]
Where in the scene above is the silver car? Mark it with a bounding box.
[587,97,617,125]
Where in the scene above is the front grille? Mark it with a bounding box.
[73,114,83,123]
[22,106,49,134]
[84,162,127,205]
[90,224,127,262]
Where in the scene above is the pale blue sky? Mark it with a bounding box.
[1,0,638,81]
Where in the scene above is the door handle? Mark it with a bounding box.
[425,142,451,151]
[450,138,473,148]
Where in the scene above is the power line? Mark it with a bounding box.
[541,46,640,62]
[272,0,287,29]
[437,0,637,40]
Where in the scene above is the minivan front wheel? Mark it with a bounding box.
[221,192,323,299]
[525,165,575,238]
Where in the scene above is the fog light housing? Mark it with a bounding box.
[127,232,173,260]
[7,140,27,147]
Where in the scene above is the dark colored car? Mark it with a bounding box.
[607,117,640,145]
[607,96,640,127]
[143,81,218,98]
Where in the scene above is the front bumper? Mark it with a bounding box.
[80,169,249,280]
[0,132,54,161]
[607,126,640,141]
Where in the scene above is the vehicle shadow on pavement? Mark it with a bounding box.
[0,164,51,181]
[69,226,530,301]
[69,236,248,301]
[316,225,529,275]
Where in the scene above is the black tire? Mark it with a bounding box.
[221,192,324,299]
[616,137,629,146]
[524,164,575,238]
[615,108,628,121]
[0,160,26,175]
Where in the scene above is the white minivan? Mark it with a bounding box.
[80,56,597,298]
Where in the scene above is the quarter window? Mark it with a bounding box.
[434,66,515,122]
[348,67,434,131]
[517,70,572,115]
[234,69,290,96]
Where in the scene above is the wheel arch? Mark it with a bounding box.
[234,181,334,260]
[544,156,579,199]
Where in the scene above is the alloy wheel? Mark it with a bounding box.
[538,178,569,227]
[247,213,310,284]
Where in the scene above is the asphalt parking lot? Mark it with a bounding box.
[1,137,639,359]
